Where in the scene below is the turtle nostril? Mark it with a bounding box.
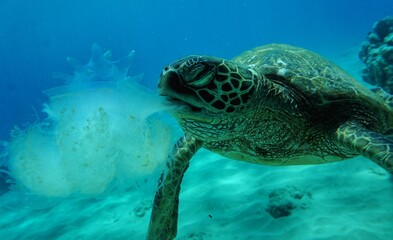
[161,66,170,78]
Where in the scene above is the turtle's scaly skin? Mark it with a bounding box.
[147,135,202,240]
[147,44,393,239]
[336,122,393,170]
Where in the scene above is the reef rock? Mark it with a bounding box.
[265,186,312,219]
[359,16,393,93]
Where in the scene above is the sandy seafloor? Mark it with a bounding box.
[0,48,393,240]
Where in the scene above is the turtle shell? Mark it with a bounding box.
[232,44,393,131]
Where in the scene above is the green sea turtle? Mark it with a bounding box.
[146,44,393,239]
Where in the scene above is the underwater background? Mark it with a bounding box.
[1,0,393,239]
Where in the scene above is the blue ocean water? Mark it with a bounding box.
[1,0,393,239]
[1,0,392,140]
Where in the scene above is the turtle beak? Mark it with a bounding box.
[158,65,178,96]
[158,64,205,112]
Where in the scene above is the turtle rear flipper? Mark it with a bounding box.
[147,135,202,240]
[336,122,393,173]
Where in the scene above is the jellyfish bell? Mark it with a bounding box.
[2,44,177,197]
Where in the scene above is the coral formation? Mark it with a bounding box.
[265,186,311,218]
[359,16,393,93]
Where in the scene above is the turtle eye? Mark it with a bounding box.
[184,62,216,87]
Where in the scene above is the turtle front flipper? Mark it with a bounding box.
[147,135,202,240]
[336,122,393,173]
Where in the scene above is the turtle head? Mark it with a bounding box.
[158,55,258,115]
[158,55,259,140]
